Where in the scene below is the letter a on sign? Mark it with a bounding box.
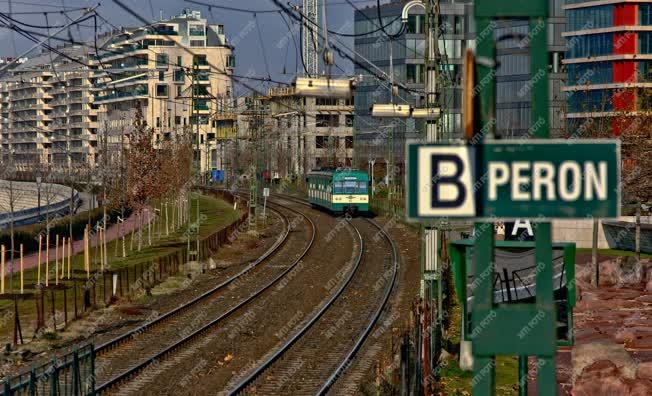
[416,146,476,217]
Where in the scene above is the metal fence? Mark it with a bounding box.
[1,343,95,396]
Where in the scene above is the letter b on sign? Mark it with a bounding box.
[431,154,466,208]
[417,147,476,217]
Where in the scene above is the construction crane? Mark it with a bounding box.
[302,0,319,77]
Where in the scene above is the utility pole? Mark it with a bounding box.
[249,94,259,230]
[188,63,201,263]
[421,0,445,389]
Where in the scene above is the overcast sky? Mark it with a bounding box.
[0,0,379,94]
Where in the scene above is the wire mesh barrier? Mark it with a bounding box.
[1,343,95,396]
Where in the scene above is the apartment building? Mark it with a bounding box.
[263,87,355,178]
[94,9,235,174]
[0,48,99,168]
[563,0,652,134]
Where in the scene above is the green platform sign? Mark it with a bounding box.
[406,139,621,220]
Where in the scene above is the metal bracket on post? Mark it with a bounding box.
[471,1,556,395]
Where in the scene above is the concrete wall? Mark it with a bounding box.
[553,217,652,249]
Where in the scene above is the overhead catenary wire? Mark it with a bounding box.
[0,4,99,73]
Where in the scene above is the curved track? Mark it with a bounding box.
[227,194,399,395]
[94,200,316,393]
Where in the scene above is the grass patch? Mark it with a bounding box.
[438,356,518,395]
[0,193,239,343]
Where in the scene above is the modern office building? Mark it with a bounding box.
[353,0,473,171]
[94,9,235,173]
[0,49,100,168]
[563,0,651,134]
[494,1,566,138]
[353,0,567,172]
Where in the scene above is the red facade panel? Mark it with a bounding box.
[613,61,637,82]
[614,4,637,26]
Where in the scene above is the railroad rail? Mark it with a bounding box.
[227,194,398,395]
[94,200,316,393]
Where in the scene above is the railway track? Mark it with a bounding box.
[226,194,398,395]
[93,200,316,394]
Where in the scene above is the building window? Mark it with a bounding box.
[567,62,613,85]
[193,55,208,66]
[156,84,168,97]
[174,69,185,83]
[175,116,181,125]
[177,56,183,66]
[567,33,613,58]
[315,135,328,148]
[177,86,182,97]
[156,117,160,127]
[316,114,339,127]
[641,32,652,54]
[316,98,338,106]
[567,89,612,113]
[226,55,236,68]
[155,53,168,68]
[345,136,353,149]
[159,70,165,81]
[406,14,425,34]
[189,24,205,36]
[406,64,424,84]
[345,114,354,127]
[190,40,205,47]
[568,5,613,31]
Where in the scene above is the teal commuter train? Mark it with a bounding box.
[306,169,369,214]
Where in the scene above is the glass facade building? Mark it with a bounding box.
[352,0,566,170]
[352,0,473,170]
[493,1,566,138]
[564,0,652,134]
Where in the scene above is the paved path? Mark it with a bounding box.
[4,209,153,271]
[525,254,652,395]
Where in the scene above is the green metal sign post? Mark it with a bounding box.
[473,1,556,394]
[475,1,554,394]
[404,1,621,394]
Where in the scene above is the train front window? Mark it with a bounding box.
[343,181,357,194]
[357,182,368,194]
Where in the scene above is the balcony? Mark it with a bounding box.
[95,44,149,61]
[68,108,96,116]
[132,28,178,39]
[94,87,148,103]
[193,102,210,114]
[192,58,210,69]
[192,87,210,97]
[107,58,148,70]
